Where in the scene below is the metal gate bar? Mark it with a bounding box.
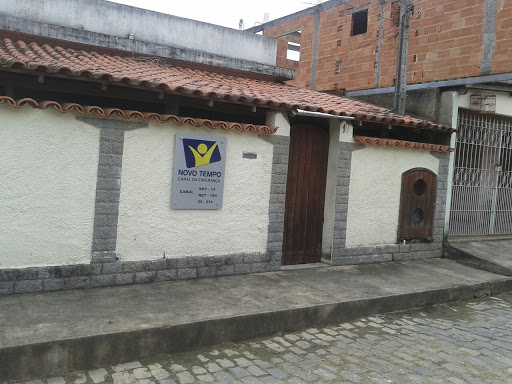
[496,118,512,234]
[449,110,512,236]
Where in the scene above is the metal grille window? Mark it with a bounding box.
[449,110,512,236]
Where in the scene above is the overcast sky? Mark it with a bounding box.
[108,0,326,30]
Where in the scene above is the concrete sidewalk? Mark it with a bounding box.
[2,258,512,381]
[445,239,512,276]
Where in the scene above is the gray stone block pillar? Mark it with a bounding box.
[77,116,147,263]
[332,142,364,256]
[432,152,451,244]
[266,135,290,268]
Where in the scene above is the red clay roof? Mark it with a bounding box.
[0,38,453,132]
[353,136,454,153]
[0,96,277,134]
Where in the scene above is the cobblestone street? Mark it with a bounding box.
[19,293,512,384]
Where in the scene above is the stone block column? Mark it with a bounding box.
[77,116,148,263]
[265,111,291,269]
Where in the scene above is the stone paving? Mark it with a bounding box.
[16,292,512,384]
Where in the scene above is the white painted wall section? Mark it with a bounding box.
[117,123,273,261]
[266,111,290,137]
[0,107,99,269]
[1,0,278,66]
[459,90,512,117]
[339,121,354,142]
[345,146,440,248]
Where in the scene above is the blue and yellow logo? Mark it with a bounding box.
[183,138,221,168]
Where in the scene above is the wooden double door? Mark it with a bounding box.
[282,124,329,265]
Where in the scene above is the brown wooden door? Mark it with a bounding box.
[282,124,329,265]
[398,168,437,241]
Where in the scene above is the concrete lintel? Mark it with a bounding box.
[467,83,512,93]
[346,72,512,97]
[0,15,295,81]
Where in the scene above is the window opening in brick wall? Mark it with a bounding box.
[351,9,368,36]
[287,42,301,61]
[334,60,342,75]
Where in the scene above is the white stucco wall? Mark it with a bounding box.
[266,111,290,137]
[2,0,278,66]
[116,123,273,261]
[459,90,512,117]
[345,146,440,248]
[0,106,99,269]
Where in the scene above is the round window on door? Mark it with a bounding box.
[412,208,424,225]
[413,179,427,197]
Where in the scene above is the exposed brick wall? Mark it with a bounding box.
[275,36,301,71]
[264,14,316,89]
[263,0,511,92]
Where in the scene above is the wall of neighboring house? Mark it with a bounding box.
[346,146,440,248]
[1,0,279,67]
[459,89,512,117]
[117,123,273,261]
[0,106,99,269]
[262,0,511,92]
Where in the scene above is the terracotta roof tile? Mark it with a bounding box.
[0,96,277,134]
[0,38,453,132]
[353,136,455,153]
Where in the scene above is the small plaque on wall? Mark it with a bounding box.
[171,133,227,210]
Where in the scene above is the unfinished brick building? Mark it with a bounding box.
[248,0,511,93]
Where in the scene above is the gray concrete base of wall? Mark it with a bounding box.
[0,243,445,295]
[332,242,443,266]
[0,253,280,295]
[1,259,511,381]
[1,244,445,296]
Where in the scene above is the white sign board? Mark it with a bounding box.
[171,133,227,210]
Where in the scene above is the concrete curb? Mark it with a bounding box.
[2,278,512,381]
